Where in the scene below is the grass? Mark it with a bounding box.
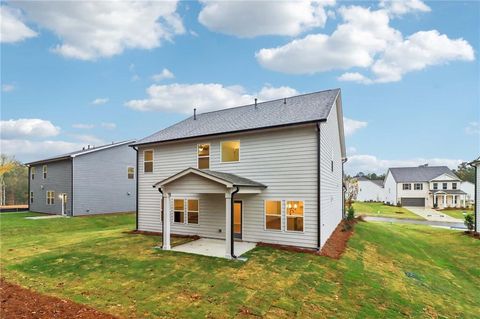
[1,212,479,318]
[352,201,425,220]
[439,209,474,220]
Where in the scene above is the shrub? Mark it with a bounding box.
[464,213,475,232]
[346,206,355,221]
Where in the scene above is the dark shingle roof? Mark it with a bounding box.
[429,189,466,195]
[202,170,266,187]
[132,89,340,145]
[389,166,458,183]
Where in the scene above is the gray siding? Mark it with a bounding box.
[73,144,136,215]
[29,160,72,215]
[476,164,480,231]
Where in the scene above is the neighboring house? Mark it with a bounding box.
[383,165,468,208]
[26,140,136,216]
[131,89,346,258]
[460,181,475,204]
[469,157,480,233]
[356,176,384,202]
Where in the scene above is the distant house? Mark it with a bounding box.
[356,176,384,202]
[26,140,136,216]
[460,181,475,205]
[131,89,346,257]
[383,165,468,208]
[469,157,480,233]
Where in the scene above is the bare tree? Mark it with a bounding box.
[345,177,359,209]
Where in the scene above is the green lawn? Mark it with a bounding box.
[1,212,479,318]
[352,201,425,220]
[439,209,474,220]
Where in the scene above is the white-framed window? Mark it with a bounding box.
[46,191,55,205]
[221,140,240,163]
[402,183,411,190]
[286,200,304,232]
[173,198,199,224]
[30,192,34,203]
[143,150,153,173]
[265,200,282,230]
[197,144,210,169]
[187,199,199,224]
[414,183,423,190]
[452,182,457,190]
[454,196,457,204]
[433,183,438,190]
[31,167,35,180]
[173,199,184,223]
[127,166,135,179]
[43,165,47,179]
[442,183,447,190]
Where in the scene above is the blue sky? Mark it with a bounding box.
[1,0,479,174]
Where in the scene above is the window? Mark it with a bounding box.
[43,165,47,179]
[187,199,199,224]
[442,183,447,190]
[454,196,457,204]
[286,201,304,232]
[265,200,281,230]
[452,182,457,190]
[221,141,240,162]
[144,150,153,173]
[31,167,35,180]
[46,191,55,205]
[414,183,423,190]
[433,183,438,190]
[173,199,184,223]
[127,167,135,179]
[30,192,34,203]
[402,183,411,190]
[197,144,210,169]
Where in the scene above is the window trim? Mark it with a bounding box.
[264,199,283,232]
[285,199,305,233]
[187,198,200,225]
[452,182,457,190]
[30,191,34,203]
[442,182,448,190]
[414,183,423,190]
[220,140,241,164]
[402,183,411,190]
[31,167,35,180]
[127,166,135,179]
[143,149,154,173]
[197,143,211,169]
[433,182,438,190]
[42,165,47,179]
[46,190,55,205]
[172,198,185,224]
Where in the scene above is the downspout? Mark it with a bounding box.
[27,166,31,210]
[316,122,321,251]
[158,187,164,237]
[231,186,240,259]
[71,157,74,216]
[132,146,139,230]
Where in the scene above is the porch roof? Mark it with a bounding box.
[153,167,267,189]
[429,189,466,195]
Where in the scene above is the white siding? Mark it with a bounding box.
[383,171,397,205]
[460,181,474,202]
[397,182,429,205]
[357,180,385,202]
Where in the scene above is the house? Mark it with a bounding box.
[26,140,136,216]
[460,180,475,205]
[356,176,384,202]
[130,89,346,258]
[383,165,468,208]
[469,157,479,233]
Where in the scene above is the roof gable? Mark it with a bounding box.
[430,173,460,181]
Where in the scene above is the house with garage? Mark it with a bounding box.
[356,176,385,202]
[26,140,136,216]
[131,89,346,259]
[469,157,479,233]
[383,165,468,208]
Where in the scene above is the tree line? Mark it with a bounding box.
[0,154,28,206]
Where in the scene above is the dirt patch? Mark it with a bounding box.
[463,231,480,240]
[256,242,318,255]
[0,278,118,319]
[124,230,200,240]
[319,219,357,259]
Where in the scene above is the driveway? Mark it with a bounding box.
[404,207,463,223]
[364,216,466,229]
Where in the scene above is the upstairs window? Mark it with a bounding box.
[127,167,135,179]
[402,183,411,190]
[187,199,199,224]
[43,165,47,179]
[286,201,304,232]
[174,199,184,223]
[46,191,55,205]
[30,192,34,203]
[197,144,210,169]
[452,182,457,190]
[433,183,438,190]
[265,200,281,230]
[31,167,35,180]
[144,150,153,173]
[442,183,447,190]
[221,141,240,163]
[414,183,423,190]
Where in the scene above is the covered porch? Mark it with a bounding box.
[153,167,266,259]
[430,190,468,209]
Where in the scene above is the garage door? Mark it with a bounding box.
[401,198,425,207]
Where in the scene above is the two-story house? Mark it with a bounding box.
[469,156,479,233]
[383,165,468,208]
[26,140,136,216]
[131,89,346,258]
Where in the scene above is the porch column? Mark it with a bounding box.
[225,190,232,259]
[434,194,436,207]
[443,194,446,208]
[163,192,171,250]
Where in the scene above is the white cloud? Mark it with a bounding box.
[72,123,94,129]
[0,139,82,162]
[344,117,368,136]
[72,134,105,145]
[101,122,117,130]
[345,154,465,175]
[1,84,15,92]
[465,121,480,135]
[152,68,175,82]
[91,98,109,105]
[11,1,184,60]
[379,0,430,16]
[0,5,37,43]
[198,0,335,38]
[256,5,474,83]
[1,119,60,139]
[125,83,299,113]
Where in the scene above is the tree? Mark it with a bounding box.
[345,177,359,209]
[0,154,28,205]
[453,162,475,183]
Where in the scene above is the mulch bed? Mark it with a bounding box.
[464,231,480,240]
[319,219,359,259]
[0,278,118,319]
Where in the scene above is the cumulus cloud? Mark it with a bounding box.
[101,122,116,130]
[0,5,37,43]
[256,5,474,83]
[1,84,15,92]
[379,0,430,16]
[152,68,175,82]
[343,118,367,136]
[10,1,184,60]
[72,123,94,129]
[72,134,105,145]
[125,83,299,113]
[91,98,109,105]
[345,154,465,175]
[1,119,60,139]
[198,0,335,38]
[465,121,480,135]
[0,139,83,162]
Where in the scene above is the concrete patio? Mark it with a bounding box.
[171,238,256,259]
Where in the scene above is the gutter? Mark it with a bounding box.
[231,186,240,259]
[316,122,321,251]
[132,146,139,230]
[71,157,74,216]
